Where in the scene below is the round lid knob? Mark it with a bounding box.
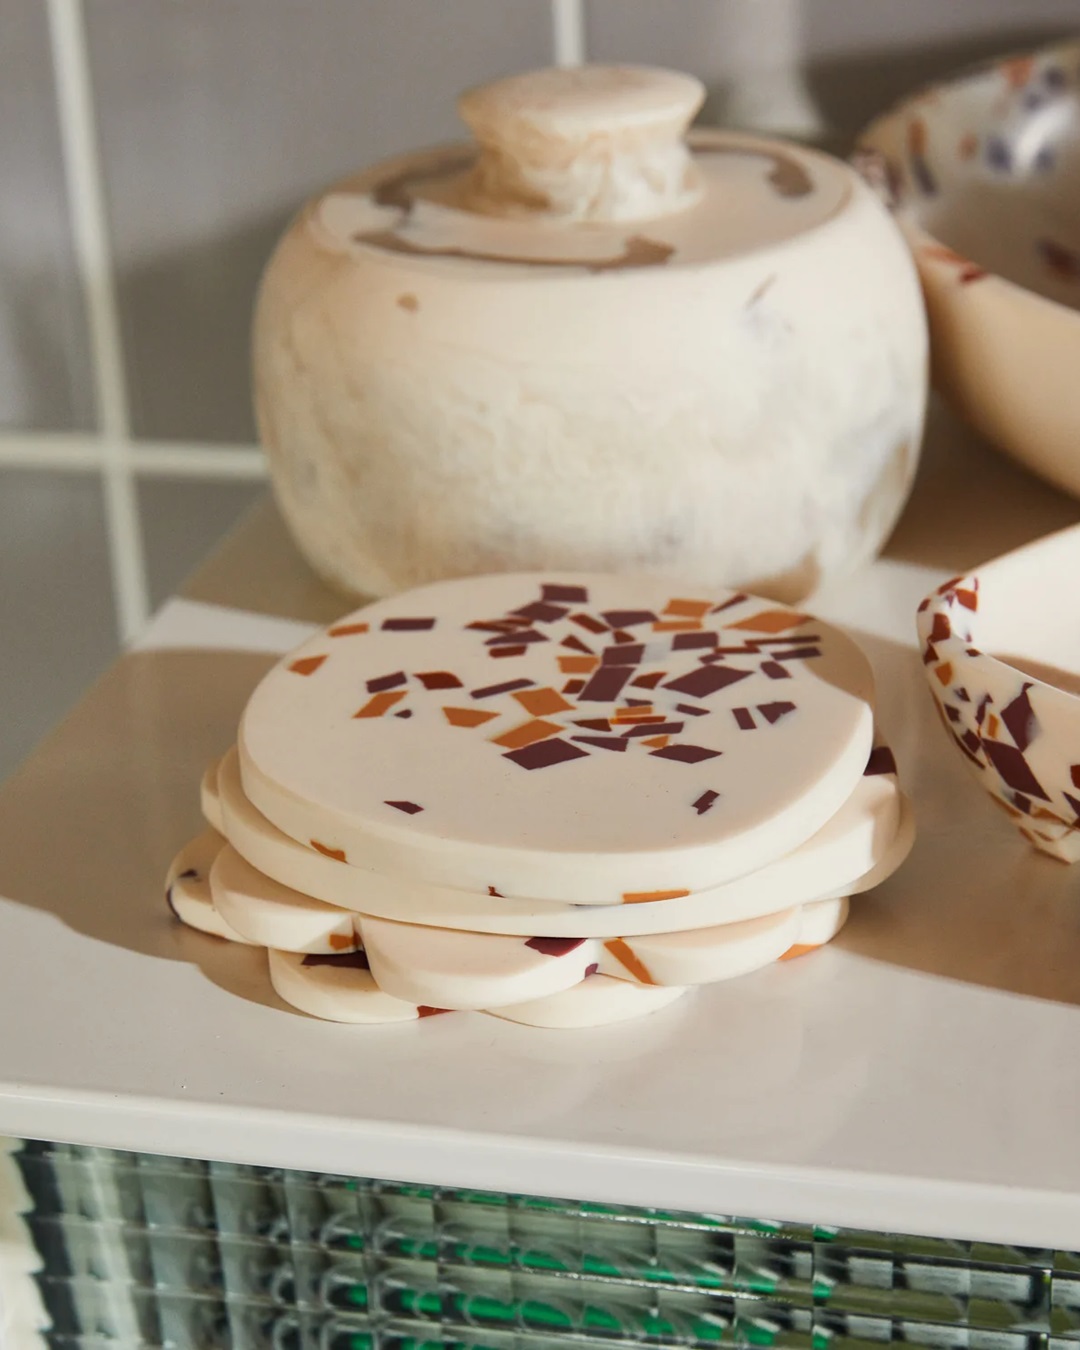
[457,65,706,223]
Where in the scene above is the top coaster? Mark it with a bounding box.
[239,574,874,903]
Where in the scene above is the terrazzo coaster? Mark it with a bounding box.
[780,895,850,961]
[213,743,906,936]
[267,950,688,1028]
[180,826,853,1003]
[164,828,257,945]
[267,949,420,1024]
[358,917,593,1009]
[209,846,360,955]
[238,573,875,903]
[200,760,224,834]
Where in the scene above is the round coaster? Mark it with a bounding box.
[215,745,904,936]
[360,916,597,1010]
[787,894,850,957]
[165,828,257,944]
[598,907,801,987]
[200,759,224,834]
[209,846,359,955]
[490,975,688,1028]
[238,574,875,903]
[267,948,422,1024]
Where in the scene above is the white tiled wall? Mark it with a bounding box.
[2,0,1078,782]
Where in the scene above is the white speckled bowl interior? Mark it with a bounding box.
[917,523,1080,861]
[861,42,1080,499]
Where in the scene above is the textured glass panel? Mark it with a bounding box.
[8,1142,1080,1350]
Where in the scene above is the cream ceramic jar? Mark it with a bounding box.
[253,65,928,603]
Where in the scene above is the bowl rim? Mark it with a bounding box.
[857,36,1080,329]
[918,521,1080,709]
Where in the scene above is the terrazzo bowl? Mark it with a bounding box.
[860,41,1080,499]
[917,524,1080,861]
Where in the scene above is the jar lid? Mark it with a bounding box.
[313,65,854,276]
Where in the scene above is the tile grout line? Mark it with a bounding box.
[551,0,587,67]
[0,434,268,479]
[46,0,150,642]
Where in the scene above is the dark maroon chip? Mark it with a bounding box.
[1001,684,1038,751]
[752,634,821,646]
[385,800,424,814]
[732,707,756,730]
[382,617,435,631]
[601,644,644,666]
[416,671,463,690]
[758,701,796,724]
[692,789,720,814]
[631,671,665,689]
[601,610,657,628]
[394,710,413,718]
[490,645,528,658]
[981,740,1050,799]
[768,646,822,661]
[577,665,633,703]
[569,612,608,634]
[513,601,570,623]
[504,738,590,770]
[864,746,898,776]
[584,963,600,977]
[471,679,534,699]
[623,698,650,706]
[525,936,586,956]
[573,718,611,731]
[672,632,718,650]
[487,885,504,897]
[760,661,791,680]
[664,665,751,699]
[675,703,708,716]
[542,583,589,603]
[621,721,685,737]
[366,670,407,693]
[711,593,748,613]
[302,950,370,970]
[561,634,594,655]
[650,743,722,764]
[611,630,637,645]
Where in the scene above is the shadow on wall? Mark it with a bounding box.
[2,265,95,432]
[116,213,290,445]
[803,26,1078,145]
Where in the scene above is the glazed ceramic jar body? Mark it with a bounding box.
[254,73,927,603]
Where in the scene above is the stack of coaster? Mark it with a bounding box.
[166,574,913,1028]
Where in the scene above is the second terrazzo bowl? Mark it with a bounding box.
[860,41,1080,499]
[918,524,1080,861]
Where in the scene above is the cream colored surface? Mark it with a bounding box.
[491,975,689,1029]
[254,66,927,605]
